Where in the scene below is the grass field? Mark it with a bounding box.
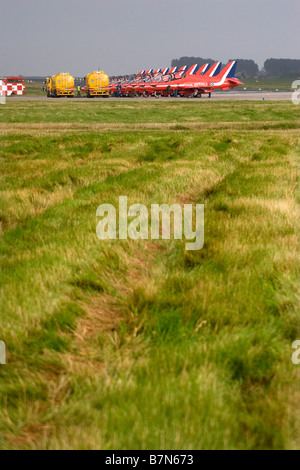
[23,82,45,97]
[0,100,299,450]
[242,77,297,91]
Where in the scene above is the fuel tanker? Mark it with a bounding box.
[86,71,109,97]
[47,73,75,98]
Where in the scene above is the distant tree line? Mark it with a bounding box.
[171,57,216,69]
[171,57,300,78]
[264,59,300,78]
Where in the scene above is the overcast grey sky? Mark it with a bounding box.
[1,0,299,76]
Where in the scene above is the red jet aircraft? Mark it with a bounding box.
[137,64,207,97]
[109,60,242,98]
[147,61,242,97]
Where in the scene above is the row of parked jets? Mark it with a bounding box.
[109,61,243,98]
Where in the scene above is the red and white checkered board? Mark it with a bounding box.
[0,81,25,96]
[7,83,25,95]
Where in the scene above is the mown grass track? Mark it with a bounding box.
[1,100,299,125]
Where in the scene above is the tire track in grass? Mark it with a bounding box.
[2,129,299,449]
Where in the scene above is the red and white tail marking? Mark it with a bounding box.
[187,64,199,75]
[213,61,237,86]
[197,64,210,75]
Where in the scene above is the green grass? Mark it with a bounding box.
[23,81,46,97]
[1,100,299,126]
[0,101,299,450]
[243,77,298,91]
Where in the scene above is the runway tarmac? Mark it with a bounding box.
[6,91,292,102]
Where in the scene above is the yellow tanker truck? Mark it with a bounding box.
[46,73,75,98]
[86,71,109,97]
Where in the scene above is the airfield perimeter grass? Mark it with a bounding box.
[242,77,296,91]
[0,100,299,450]
[23,82,46,97]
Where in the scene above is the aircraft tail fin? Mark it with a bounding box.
[216,61,237,80]
[227,61,237,78]
[179,66,188,72]
[203,62,222,77]
[162,67,170,75]
[197,63,210,75]
[187,64,200,75]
